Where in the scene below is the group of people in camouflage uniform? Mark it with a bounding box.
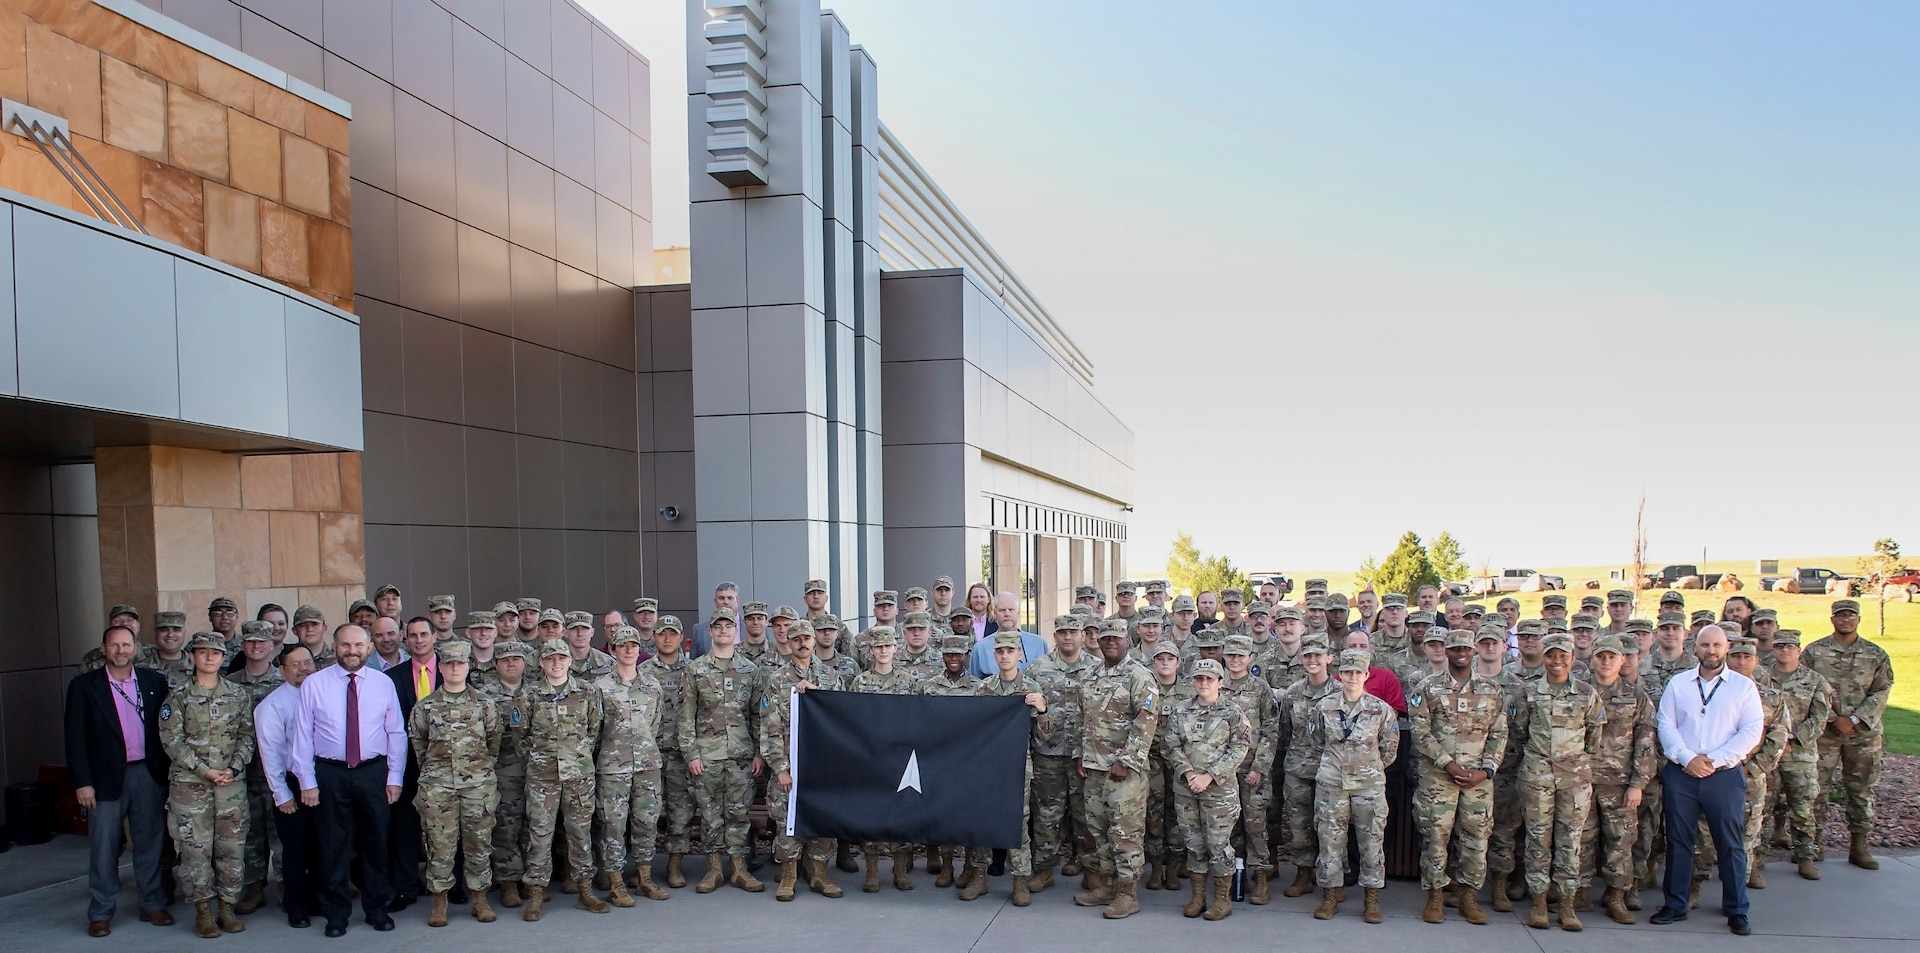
[74,574,1892,932]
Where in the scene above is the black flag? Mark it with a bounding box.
[791,690,1028,847]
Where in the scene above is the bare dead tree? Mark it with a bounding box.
[1632,490,1649,589]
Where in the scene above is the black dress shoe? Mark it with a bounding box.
[288,915,311,929]
[1729,915,1751,936]
[389,893,415,912]
[1650,906,1688,925]
[324,923,347,938]
[368,915,396,932]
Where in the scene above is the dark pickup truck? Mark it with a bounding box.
[1760,567,1861,594]
[1645,564,1724,589]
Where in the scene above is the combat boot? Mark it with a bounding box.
[1201,876,1231,921]
[1626,886,1643,910]
[1749,865,1766,889]
[634,865,668,900]
[953,858,978,889]
[836,841,859,873]
[521,885,544,922]
[1489,871,1512,912]
[1423,887,1446,924]
[864,852,883,893]
[1798,859,1821,880]
[1029,863,1054,893]
[1527,894,1550,929]
[1249,867,1270,905]
[1574,881,1593,911]
[1010,875,1031,907]
[1103,879,1141,919]
[956,864,989,901]
[499,881,522,908]
[606,878,636,908]
[1363,887,1382,924]
[732,856,766,893]
[1061,858,1083,877]
[594,871,610,891]
[1603,887,1635,925]
[696,854,725,893]
[575,877,609,913]
[803,857,839,897]
[934,848,955,888]
[471,891,496,922]
[216,899,245,934]
[234,882,264,915]
[1283,865,1315,898]
[665,852,687,888]
[1688,879,1701,910]
[1850,833,1879,870]
[893,851,915,890]
[1456,885,1488,925]
[1558,896,1583,932]
[1445,881,1459,907]
[1072,869,1113,906]
[775,860,798,902]
[1144,860,1163,890]
[194,900,219,938]
[1313,885,1342,919]
[428,891,449,927]
[1183,870,1207,917]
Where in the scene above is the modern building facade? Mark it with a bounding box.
[0,0,1128,795]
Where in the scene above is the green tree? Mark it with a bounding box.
[1859,538,1904,637]
[1355,555,1380,588]
[1429,530,1469,583]
[1166,531,1251,597]
[1373,531,1442,599]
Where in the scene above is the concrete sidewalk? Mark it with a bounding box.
[2,843,1916,953]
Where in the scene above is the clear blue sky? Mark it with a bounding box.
[586,0,1919,574]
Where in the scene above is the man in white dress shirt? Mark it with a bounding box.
[1651,624,1763,936]
[292,624,408,936]
[254,644,318,928]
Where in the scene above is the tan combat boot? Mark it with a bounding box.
[732,855,766,893]
[1603,887,1635,924]
[471,890,497,922]
[193,900,218,938]
[893,851,915,891]
[775,860,798,902]
[956,864,990,901]
[521,885,545,922]
[1202,876,1231,921]
[1072,869,1113,907]
[634,864,669,900]
[1798,859,1821,880]
[606,877,636,908]
[934,848,955,888]
[696,854,725,893]
[1575,881,1594,910]
[1423,887,1446,924]
[428,890,449,927]
[864,852,883,893]
[1558,896,1583,931]
[1103,878,1142,919]
[1313,885,1342,919]
[1010,875,1031,907]
[1028,864,1055,893]
[576,877,609,913]
[1249,867,1270,905]
[1527,894,1550,929]
[1456,884,1488,925]
[1283,866,1315,899]
[1183,869,1207,917]
[665,852,687,888]
[1363,887,1382,924]
[234,882,264,915]
[499,881,522,908]
[1144,860,1163,891]
[802,857,838,897]
[1850,833,1879,870]
[1749,865,1766,889]
[1489,871,1513,912]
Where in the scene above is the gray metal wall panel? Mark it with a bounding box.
[284,300,365,449]
[176,259,290,437]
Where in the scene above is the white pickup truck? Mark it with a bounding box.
[1468,568,1565,595]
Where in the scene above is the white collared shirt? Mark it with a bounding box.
[254,681,303,804]
[1656,665,1763,770]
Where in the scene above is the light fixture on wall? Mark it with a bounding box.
[659,505,681,522]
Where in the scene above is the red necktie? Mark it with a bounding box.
[345,672,361,767]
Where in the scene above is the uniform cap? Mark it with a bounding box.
[1135,606,1167,623]
[1625,618,1655,634]
[805,579,829,594]
[1581,595,1606,610]
[109,604,139,619]
[240,620,276,641]
[948,606,974,621]
[1074,585,1099,600]
[1381,592,1408,608]
[1516,619,1547,637]
[1097,618,1130,639]
[657,615,684,634]
[1546,618,1570,634]
[1751,608,1778,623]
[1052,613,1081,633]
[1718,620,1743,637]
[932,576,955,591]
[1171,594,1197,612]
[1303,595,1328,611]
[1144,580,1169,594]
[427,595,456,612]
[866,626,898,647]
[516,597,543,612]
[1657,612,1687,627]
[539,638,570,659]
[493,601,520,617]
[610,626,644,647]
[1194,629,1224,648]
[537,608,565,625]
[742,602,769,618]
[347,599,374,617]
[563,611,593,629]
[1659,590,1685,605]
[903,611,933,629]
[771,604,800,621]
[436,641,472,663]
[632,597,659,613]
[1190,658,1226,680]
[1220,587,1244,603]
[1463,603,1487,617]
[1407,609,1435,625]
[811,612,840,629]
[373,584,401,599]
[1541,633,1575,653]
[1831,598,1861,614]
[288,606,321,627]
[1272,605,1303,622]
[1223,635,1254,656]
[903,587,929,601]
[465,612,498,630]
[1421,627,1448,644]
[1336,650,1371,674]
[1325,593,1350,610]
[156,610,190,629]
[1569,612,1599,630]
[493,640,530,660]
[785,619,814,639]
[1773,629,1802,647]
[1592,635,1628,656]
[873,590,898,606]
[1476,622,1508,643]
[1247,601,1272,616]
[1542,594,1567,609]
[188,631,228,654]
[1304,578,1329,593]
[1690,609,1717,624]
[1444,629,1475,650]
[208,597,237,612]
[1727,637,1758,657]
[1151,642,1180,659]
[1080,611,1104,630]
[710,607,737,624]
[1299,635,1332,655]
[940,635,973,655]
[1606,589,1634,604]
[1115,580,1139,595]
[991,631,1025,650]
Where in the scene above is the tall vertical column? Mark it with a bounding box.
[818,13,859,623]
[687,0,836,610]
[847,44,885,621]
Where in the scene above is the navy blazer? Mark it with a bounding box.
[64,667,170,800]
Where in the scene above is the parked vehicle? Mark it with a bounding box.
[1246,572,1293,598]
[1468,568,1565,595]
[1885,569,1920,595]
[1759,566,1862,594]
[1644,564,1725,589]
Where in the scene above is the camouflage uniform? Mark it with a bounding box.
[1803,623,1894,840]
[1738,655,1793,878]
[223,630,284,896]
[975,659,1047,878]
[638,638,694,856]
[593,650,665,881]
[523,646,605,889]
[1279,664,1339,874]
[1220,638,1279,873]
[1167,673,1253,876]
[848,657,925,861]
[679,649,762,859]
[1310,652,1399,889]
[1145,647,1197,877]
[1635,635,1695,884]
[1769,650,1832,862]
[158,642,256,907]
[1512,661,1604,899]
[761,653,842,866]
[1023,621,1098,874]
[1578,659,1657,892]
[1080,644,1159,884]
[1408,657,1509,890]
[408,662,503,893]
[476,649,534,887]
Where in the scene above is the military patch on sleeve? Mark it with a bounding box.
[1407,692,1423,708]
[158,702,171,721]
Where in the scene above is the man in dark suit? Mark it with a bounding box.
[384,617,440,909]
[64,624,174,936]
